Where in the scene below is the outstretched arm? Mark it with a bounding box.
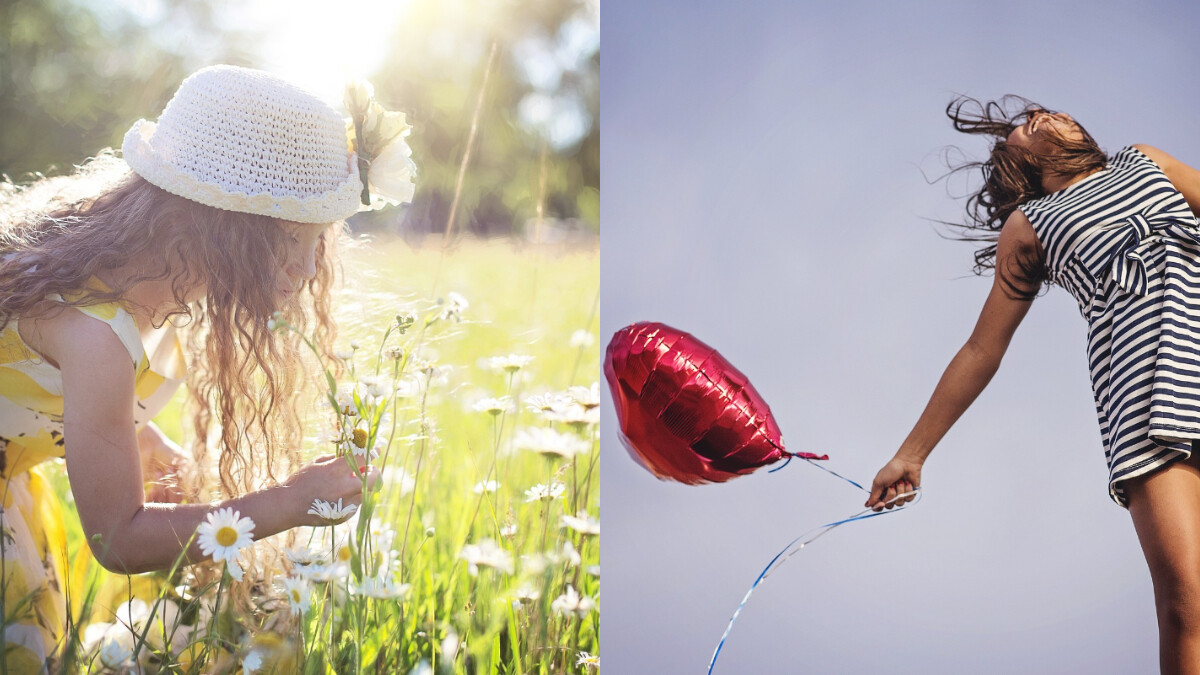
[1134,145,1200,215]
[35,308,374,574]
[866,211,1041,510]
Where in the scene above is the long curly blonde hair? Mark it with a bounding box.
[0,152,338,500]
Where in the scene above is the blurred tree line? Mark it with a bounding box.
[0,0,599,240]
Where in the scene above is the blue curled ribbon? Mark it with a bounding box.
[1076,212,1200,297]
[706,458,920,675]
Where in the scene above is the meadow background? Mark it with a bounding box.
[2,0,599,671]
[56,237,600,673]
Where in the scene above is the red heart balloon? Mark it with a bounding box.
[604,322,827,484]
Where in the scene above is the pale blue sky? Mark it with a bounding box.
[602,1,1200,672]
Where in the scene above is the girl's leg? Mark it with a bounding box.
[1126,451,1200,675]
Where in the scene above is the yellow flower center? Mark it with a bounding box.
[291,589,302,603]
[216,526,239,548]
[352,428,368,449]
[338,545,352,562]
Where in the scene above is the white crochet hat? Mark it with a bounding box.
[122,65,361,224]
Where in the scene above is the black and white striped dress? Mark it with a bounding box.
[1022,146,1200,507]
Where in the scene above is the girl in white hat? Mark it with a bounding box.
[0,64,409,669]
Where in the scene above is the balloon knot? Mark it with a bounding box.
[767,455,793,473]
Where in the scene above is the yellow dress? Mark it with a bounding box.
[0,295,184,671]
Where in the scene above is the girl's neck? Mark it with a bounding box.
[1043,166,1104,195]
[94,268,175,335]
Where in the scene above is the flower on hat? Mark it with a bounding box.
[345,80,416,210]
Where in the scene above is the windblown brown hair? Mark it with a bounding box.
[0,153,338,502]
[944,95,1108,300]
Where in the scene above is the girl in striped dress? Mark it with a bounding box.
[865,96,1200,673]
[0,66,383,671]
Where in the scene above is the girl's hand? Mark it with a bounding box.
[865,454,923,511]
[138,423,190,504]
[283,455,381,527]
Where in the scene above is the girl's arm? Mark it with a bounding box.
[865,211,1041,510]
[37,308,372,574]
[1133,145,1200,215]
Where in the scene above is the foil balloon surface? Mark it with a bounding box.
[605,322,827,484]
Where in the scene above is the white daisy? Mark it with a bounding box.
[113,599,149,631]
[524,482,566,503]
[284,546,328,568]
[577,651,600,669]
[420,362,450,387]
[472,396,513,416]
[441,291,469,321]
[561,512,600,536]
[340,427,378,460]
[298,561,351,582]
[500,523,518,538]
[546,402,599,427]
[520,552,550,575]
[335,384,359,417]
[567,382,602,409]
[441,630,462,662]
[557,541,582,568]
[482,354,534,374]
[309,498,358,522]
[331,533,356,568]
[513,585,540,605]
[550,585,596,618]
[569,329,595,349]
[460,539,514,576]
[81,622,110,653]
[524,391,573,415]
[282,576,312,615]
[472,480,500,494]
[97,627,135,669]
[367,520,398,552]
[359,374,392,399]
[394,376,421,398]
[352,577,411,599]
[141,598,191,655]
[196,508,255,564]
[514,427,590,459]
[227,557,245,582]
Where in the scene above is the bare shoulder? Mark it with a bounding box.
[19,304,134,374]
[1133,145,1200,212]
[998,210,1040,249]
[1133,144,1174,168]
[1132,144,1195,176]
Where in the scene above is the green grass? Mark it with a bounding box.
[45,236,600,674]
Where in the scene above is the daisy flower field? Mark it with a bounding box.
[47,236,599,674]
